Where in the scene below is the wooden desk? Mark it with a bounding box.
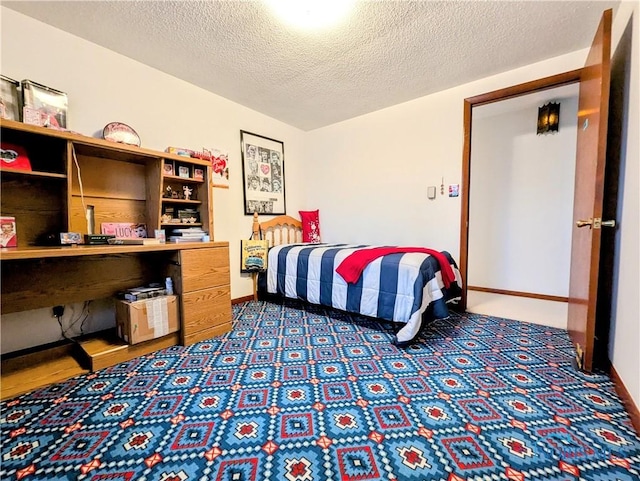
[1,242,225,312]
[1,241,232,399]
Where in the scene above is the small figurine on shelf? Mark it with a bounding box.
[183,185,193,200]
[164,185,173,198]
[161,213,172,224]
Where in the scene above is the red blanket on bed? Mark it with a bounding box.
[336,247,456,288]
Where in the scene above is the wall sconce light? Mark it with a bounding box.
[537,102,560,135]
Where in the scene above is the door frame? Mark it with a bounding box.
[458,69,582,310]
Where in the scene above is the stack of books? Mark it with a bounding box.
[168,227,207,243]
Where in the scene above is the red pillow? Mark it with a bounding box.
[299,210,321,243]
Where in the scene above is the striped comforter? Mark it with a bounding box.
[266,243,462,345]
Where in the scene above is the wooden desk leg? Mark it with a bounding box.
[252,272,258,302]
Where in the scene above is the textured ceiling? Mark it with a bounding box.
[2,1,619,131]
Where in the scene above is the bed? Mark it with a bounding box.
[251,213,462,346]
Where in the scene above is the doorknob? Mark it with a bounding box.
[576,219,593,228]
[576,218,616,229]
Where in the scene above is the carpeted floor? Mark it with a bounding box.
[1,300,639,480]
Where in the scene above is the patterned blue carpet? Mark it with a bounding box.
[2,300,640,480]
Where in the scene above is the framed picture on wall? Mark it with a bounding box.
[240,130,286,215]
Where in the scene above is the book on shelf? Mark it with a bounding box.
[108,237,162,245]
[168,227,206,243]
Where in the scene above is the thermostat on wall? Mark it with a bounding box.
[427,186,436,199]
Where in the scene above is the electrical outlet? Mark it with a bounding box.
[53,305,65,318]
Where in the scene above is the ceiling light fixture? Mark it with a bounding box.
[266,0,355,30]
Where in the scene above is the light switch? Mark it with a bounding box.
[427,186,436,199]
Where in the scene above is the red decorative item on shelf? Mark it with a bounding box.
[103,122,141,147]
[1,142,32,171]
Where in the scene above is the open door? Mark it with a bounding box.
[567,9,613,372]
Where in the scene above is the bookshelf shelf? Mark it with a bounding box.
[0,168,68,179]
[162,174,205,184]
[161,198,202,205]
[162,223,203,228]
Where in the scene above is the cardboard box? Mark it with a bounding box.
[116,295,179,344]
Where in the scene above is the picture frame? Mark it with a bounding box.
[240,130,286,215]
[210,149,229,189]
[177,165,190,179]
[0,216,17,248]
[21,79,68,129]
[0,76,21,121]
[163,160,175,176]
[193,167,204,181]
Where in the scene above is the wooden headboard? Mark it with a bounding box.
[252,212,303,247]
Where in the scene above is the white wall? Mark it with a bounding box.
[0,7,307,352]
[304,51,588,255]
[608,0,640,412]
[469,89,578,297]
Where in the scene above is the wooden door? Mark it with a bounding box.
[567,9,612,372]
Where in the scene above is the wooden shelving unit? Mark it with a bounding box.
[161,162,212,236]
[0,119,231,399]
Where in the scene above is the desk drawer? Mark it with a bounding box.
[181,285,232,342]
[180,247,230,292]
